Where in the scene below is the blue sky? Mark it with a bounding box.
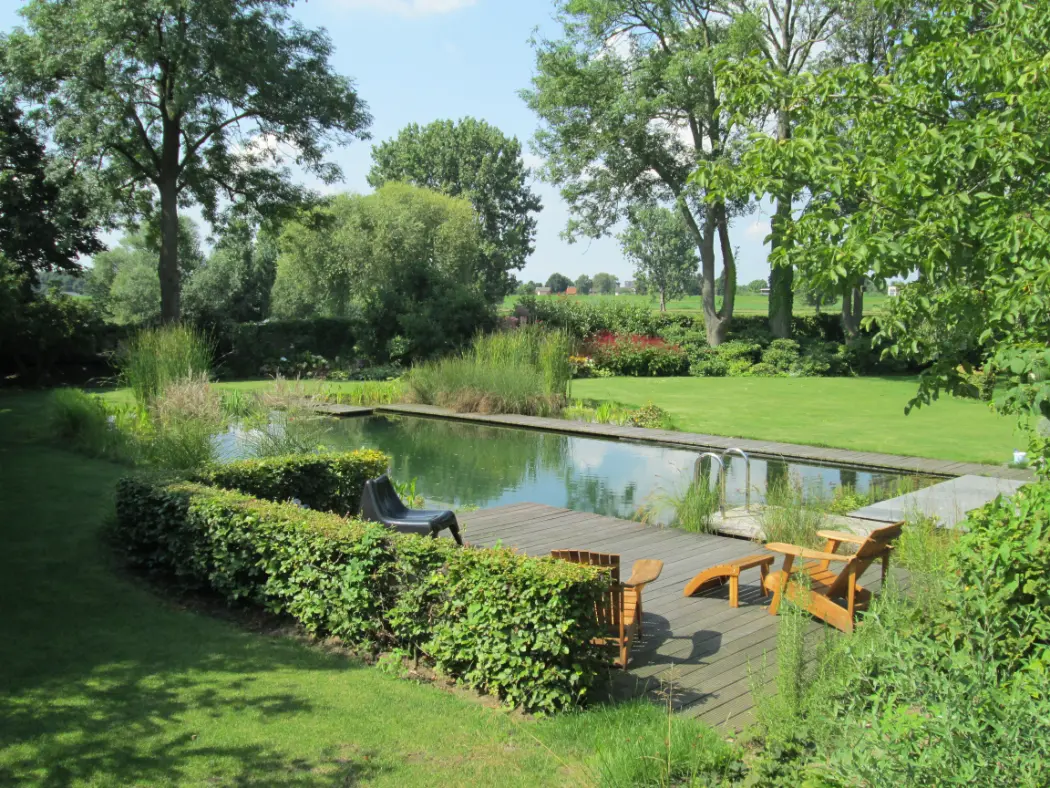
[1,0,774,285]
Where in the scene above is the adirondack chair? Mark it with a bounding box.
[550,550,664,668]
[764,522,903,633]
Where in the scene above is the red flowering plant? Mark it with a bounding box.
[583,332,689,376]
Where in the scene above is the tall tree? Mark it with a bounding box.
[182,220,277,323]
[87,217,203,324]
[271,184,493,358]
[619,206,698,311]
[525,0,756,345]
[368,118,542,300]
[714,0,841,338]
[0,91,102,292]
[545,273,573,294]
[574,273,593,295]
[592,272,619,295]
[731,0,1050,428]
[4,0,370,322]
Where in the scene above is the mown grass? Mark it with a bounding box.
[502,292,891,317]
[0,389,739,787]
[574,376,1024,465]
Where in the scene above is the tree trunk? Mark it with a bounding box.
[841,283,864,338]
[768,108,794,339]
[158,117,182,323]
[697,205,730,346]
[659,288,667,312]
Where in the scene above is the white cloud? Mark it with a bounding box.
[336,0,477,17]
[745,220,768,239]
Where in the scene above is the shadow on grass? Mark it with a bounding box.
[0,426,388,786]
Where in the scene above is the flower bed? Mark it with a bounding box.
[584,332,690,377]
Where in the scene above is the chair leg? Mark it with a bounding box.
[759,562,769,597]
[729,575,739,608]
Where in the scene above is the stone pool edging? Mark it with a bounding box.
[314,402,1033,482]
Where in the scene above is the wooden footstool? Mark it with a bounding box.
[682,554,776,607]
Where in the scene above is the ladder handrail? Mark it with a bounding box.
[721,448,752,511]
[694,452,726,518]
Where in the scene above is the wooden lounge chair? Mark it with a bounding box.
[550,550,664,668]
[682,553,775,607]
[764,522,903,633]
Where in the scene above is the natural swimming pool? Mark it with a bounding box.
[297,414,932,521]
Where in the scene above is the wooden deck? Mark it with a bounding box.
[462,502,868,730]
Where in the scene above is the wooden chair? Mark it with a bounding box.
[550,550,664,668]
[764,522,903,633]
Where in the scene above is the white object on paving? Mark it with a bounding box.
[849,474,1028,528]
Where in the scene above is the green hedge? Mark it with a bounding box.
[198,450,389,516]
[114,471,609,713]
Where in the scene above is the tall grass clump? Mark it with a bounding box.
[637,479,720,533]
[119,323,214,406]
[141,373,222,470]
[404,326,574,416]
[758,477,829,547]
[46,388,136,462]
[541,699,741,787]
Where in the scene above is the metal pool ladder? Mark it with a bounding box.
[694,452,726,518]
[721,448,752,512]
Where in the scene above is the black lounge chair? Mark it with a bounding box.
[359,475,463,546]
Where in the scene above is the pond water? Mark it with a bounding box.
[304,414,929,522]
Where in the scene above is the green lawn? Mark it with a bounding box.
[572,376,1024,466]
[503,292,890,317]
[0,390,727,787]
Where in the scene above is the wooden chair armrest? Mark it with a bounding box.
[624,558,664,588]
[815,530,868,545]
[765,543,852,563]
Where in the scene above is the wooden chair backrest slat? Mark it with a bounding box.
[825,522,902,599]
[550,550,621,583]
[551,550,623,630]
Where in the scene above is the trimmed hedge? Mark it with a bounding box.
[198,450,389,516]
[114,470,609,713]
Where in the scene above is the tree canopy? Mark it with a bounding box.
[368,118,541,301]
[592,273,618,295]
[619,206,698,311]
[545,273,573,294]
[271,183,494,359]
[524,0,756,344]
[702,0,1050,427]
[3,0,370,321]
[0,91,102,292]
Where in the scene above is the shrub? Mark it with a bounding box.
[217,318,359,378]
[118,324,214,406]
[199,450,389,516]
[585,332,690,377]
[689,350,729,377]
[760,339,800,374]
[749,485,1050,785]
[114,472,609,712]
[403,326,573,416]
[517,294,658,337]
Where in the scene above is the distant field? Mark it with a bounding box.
[502,292,890,317]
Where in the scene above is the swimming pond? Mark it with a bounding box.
[304,414,932,521]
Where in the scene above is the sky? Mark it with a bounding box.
[0,0,775,286]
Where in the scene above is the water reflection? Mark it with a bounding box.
[321,415,922,521]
